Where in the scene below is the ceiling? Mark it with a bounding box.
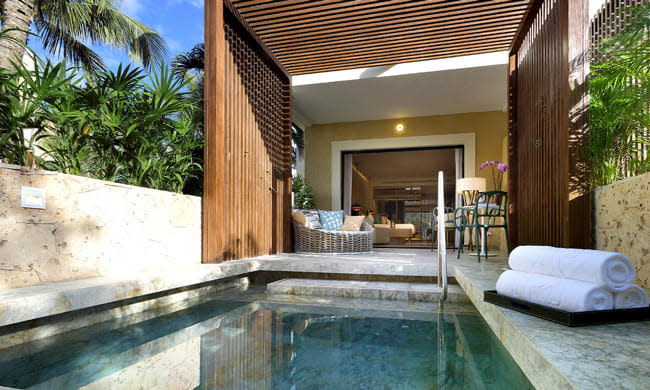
[292,61,507,124]
[353,148,456,181]
[229,0,530,75]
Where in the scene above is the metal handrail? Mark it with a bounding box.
[437,170,448,302]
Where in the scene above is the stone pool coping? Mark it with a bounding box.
[452,261,650,390]
[0,251,442,328]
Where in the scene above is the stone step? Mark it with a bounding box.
[266,278,469,303]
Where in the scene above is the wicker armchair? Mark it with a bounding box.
[292,220,375,254]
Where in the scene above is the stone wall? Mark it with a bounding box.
[593,172,650,288]
[0,165,201,290]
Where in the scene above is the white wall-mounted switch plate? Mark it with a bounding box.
[21,186,46,209]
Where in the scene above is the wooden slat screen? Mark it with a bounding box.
[591,0,642,62]
[508,0,591,248]
[204,1,292,263]
[230,0,531,75]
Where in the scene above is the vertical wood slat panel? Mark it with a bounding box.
[203,0,226,263]
[509,0,585,248]
[204,1,292,262]
[509,0,591,248]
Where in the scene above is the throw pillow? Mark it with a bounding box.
[341,216,366,231]
[299,210,321,229]
[318,210,344,231]
[292,211,310,228]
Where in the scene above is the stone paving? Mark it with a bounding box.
[267,278,469,303]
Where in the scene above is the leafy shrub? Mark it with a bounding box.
[589,2,650,186]
[0,55,204,195]
[292,175,315,209]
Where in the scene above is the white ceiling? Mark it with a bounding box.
[292,62,507,125]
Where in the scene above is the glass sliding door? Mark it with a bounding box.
[343,146,461,248]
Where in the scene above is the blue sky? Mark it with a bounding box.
[30,0,204,69]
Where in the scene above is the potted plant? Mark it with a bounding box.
[479,160,508,203]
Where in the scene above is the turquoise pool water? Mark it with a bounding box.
[0,295,532,389]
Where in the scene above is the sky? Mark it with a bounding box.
[29,0,204,70]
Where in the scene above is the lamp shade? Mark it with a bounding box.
[456,177,486,194]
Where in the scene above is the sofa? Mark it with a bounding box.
[292,210,374,253]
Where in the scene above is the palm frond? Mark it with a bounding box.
[172,43,204,81]
[34,18,105,74]
[33,0,167,72]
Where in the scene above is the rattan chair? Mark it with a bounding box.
[292,220,374,254]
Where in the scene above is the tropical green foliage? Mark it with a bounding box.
[0,57,75,167]
[0,54,204,194]
[292,175,315,209]
[590,2,650,186]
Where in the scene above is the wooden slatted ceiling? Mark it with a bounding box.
[229,0,531,74]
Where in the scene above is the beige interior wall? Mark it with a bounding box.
[305,111,508,208]
[305,111,508,251]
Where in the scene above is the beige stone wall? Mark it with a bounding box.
[0,165,201,290]
[593,172,650,288]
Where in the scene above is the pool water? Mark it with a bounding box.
[0,294,533,389]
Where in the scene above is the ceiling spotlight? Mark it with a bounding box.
[395,123,406,133]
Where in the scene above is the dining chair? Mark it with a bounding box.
[456,191,509,262]
[432,206,464,256]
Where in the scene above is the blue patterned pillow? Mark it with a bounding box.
[318,210,344,231]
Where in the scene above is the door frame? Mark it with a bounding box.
[331,133,476,210]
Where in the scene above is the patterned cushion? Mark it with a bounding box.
[341,216,366,231]
[298,209,321,229]
[318,210,344,231]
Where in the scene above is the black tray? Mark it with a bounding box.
[483,290,650,327]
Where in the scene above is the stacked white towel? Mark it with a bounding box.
[496,270,614,311]
[496,246,648,311]
[508,246,635,291]
[613,285,649,309]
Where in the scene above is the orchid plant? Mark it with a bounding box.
[479,160,508,192]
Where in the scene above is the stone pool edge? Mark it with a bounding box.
[452,262,575,390]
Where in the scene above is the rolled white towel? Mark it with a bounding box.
[496,270,614,312]
[509,246,635,291]
[613,285,649,309]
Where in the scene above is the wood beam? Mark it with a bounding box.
[203,0,226,263]
[259,6,527,41]
[251,1,527,34]
[277,32,515,62]
[269,18,521,53]
[289,45,509,74]
[281,37,513,67]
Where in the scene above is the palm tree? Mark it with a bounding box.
[0,0,166,73]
